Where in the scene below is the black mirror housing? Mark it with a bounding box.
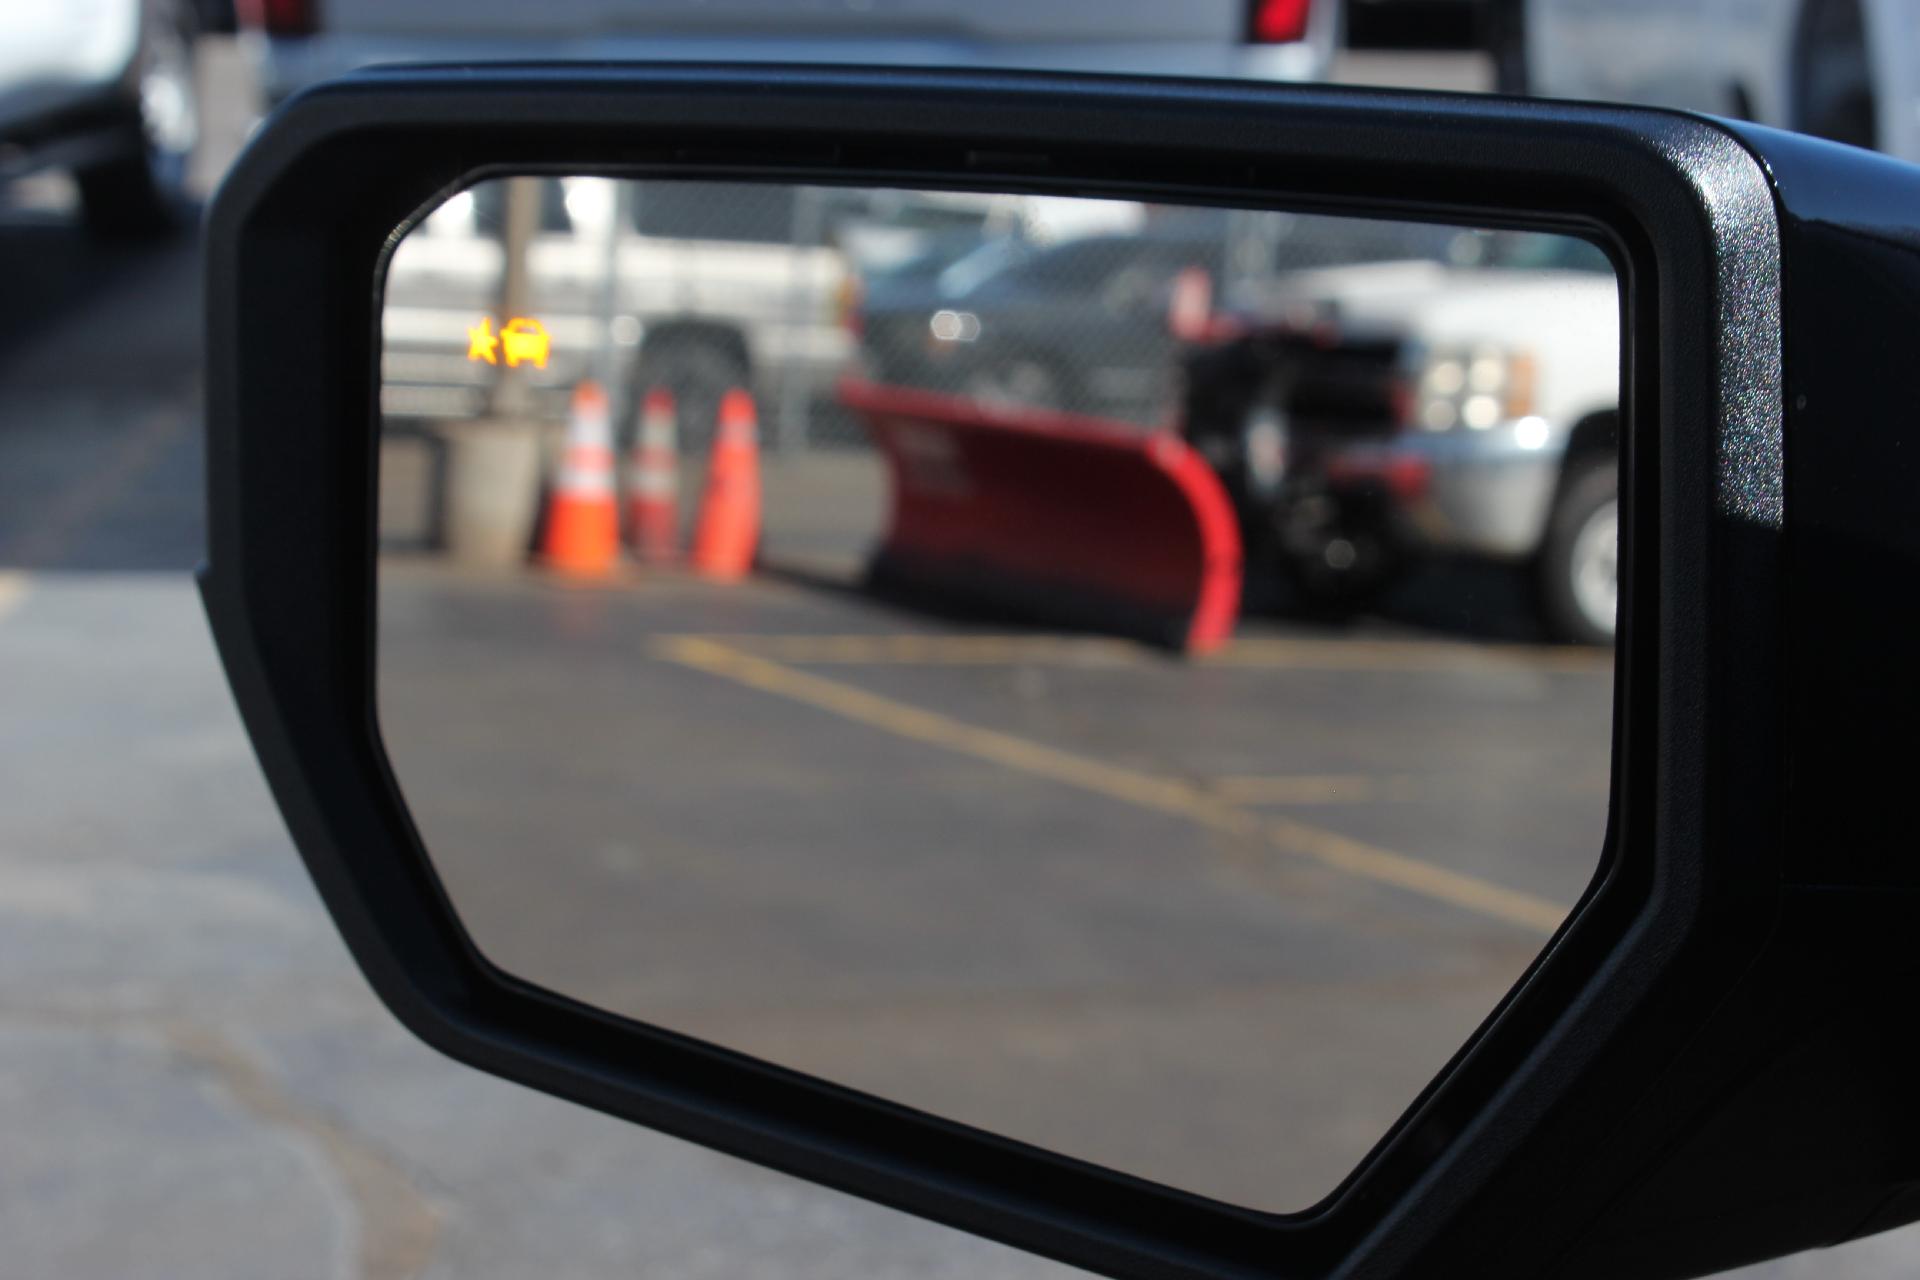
[200,63,1920,1279]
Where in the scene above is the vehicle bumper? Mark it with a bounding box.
[1313,417,1562,560]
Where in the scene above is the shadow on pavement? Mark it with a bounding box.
[0,206,206,573]
[761,552,1574,650]
[1242,557,1560,646]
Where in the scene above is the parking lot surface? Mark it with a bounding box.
[380,559,1610,1210]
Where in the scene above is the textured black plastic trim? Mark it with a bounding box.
[200,65,1811,1278]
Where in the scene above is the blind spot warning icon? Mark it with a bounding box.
[466,316,499,365]
[502,317,551,369]
[467,316,550,369]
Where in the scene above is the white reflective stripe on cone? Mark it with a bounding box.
[559,470,617,495]
[559,445,616,494]
[569,424,613,451]
[568,408,614,450]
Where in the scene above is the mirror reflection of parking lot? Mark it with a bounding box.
[377,179,1617,1213]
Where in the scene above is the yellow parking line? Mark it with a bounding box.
[660,632,1611,674]
[664,633,1143,666]
[653,636,1569,935]
[1210,774,1411,805]
[1204,636,1610,674]
[0,572,28,623]
[1213,772,1610,805]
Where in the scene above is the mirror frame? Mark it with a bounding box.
[203,64,1788,1278]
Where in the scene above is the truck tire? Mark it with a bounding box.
[632,335,749,453]
[78,0,200,239]
[1278,530,1400,622]
[1538,459,1618,645]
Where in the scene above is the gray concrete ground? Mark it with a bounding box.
[0,572,1083,1280]
[1,34,1916,1280]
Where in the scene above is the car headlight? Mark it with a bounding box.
[928,309,981,343]
[1411,345,1536,431]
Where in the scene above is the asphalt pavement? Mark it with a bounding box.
[2,37,1917,1280]
[380,550,1609,1211]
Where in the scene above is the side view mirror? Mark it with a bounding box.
[201,64,1920,1280]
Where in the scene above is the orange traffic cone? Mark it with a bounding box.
[625,387,679,564]
[542,381,620,577]
[689,388,762,581]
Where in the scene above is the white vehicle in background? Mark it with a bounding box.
[0,0,206,235]
[1505,0,1918,158]
[382,178,1005,447]
[1206,232,1623,643]
[237,0,1340,105]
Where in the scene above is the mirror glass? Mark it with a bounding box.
[376,176,1619,1211]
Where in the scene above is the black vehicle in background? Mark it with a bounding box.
[855,209,1459,426]
[856,219,1221,424]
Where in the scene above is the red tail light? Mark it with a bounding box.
[1167,266,1214,342]
[1249,0,1312,43]
[236,0,319,35]
[1388,375,1415,429]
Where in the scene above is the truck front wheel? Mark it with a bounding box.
[1538,460,1617,645]
[78,0,199,239]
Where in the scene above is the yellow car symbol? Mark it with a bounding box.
[500,317,551,369]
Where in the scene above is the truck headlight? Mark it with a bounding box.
[1413,346,1536,431]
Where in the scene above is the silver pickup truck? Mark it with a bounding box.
[1194,232,1621,643]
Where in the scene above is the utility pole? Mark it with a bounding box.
[776,185,827,452]
[591,180,630,391]
[443,177,546,570]
[490,176,540,421]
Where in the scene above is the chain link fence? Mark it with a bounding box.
[381,178,1476,453]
